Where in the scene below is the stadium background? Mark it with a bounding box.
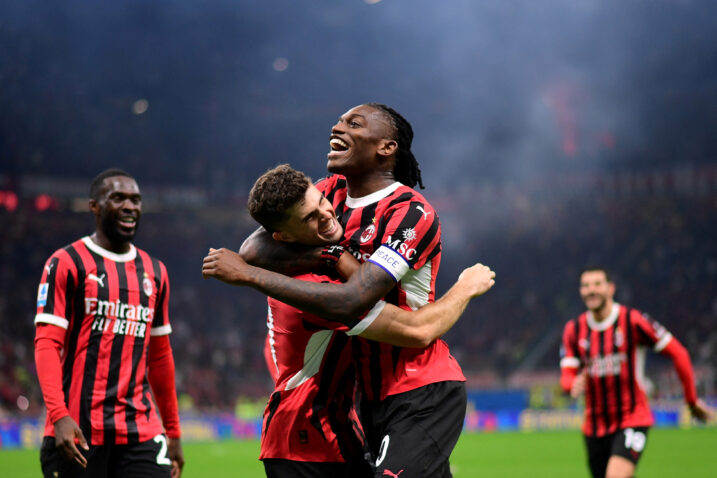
[1,0,715,470]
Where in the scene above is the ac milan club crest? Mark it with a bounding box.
[143,275,153,297]
[360,224,376,243]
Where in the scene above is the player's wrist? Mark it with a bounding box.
[320,244,345,268]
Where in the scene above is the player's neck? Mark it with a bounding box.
[591,300,614,322]
[90,232,132,254]
[345,172,396,198]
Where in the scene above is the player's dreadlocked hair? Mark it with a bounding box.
[366,103,424,189]
[248,164,311,232]
[90,168,134,200]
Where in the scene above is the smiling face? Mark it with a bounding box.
[579,269,615,317]
[90,176,142,248]
[273,184,343,246]
[327,104,397,177]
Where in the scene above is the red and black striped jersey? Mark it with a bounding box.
[34,236,171,445]
[317,175,465,401]
[260,271,381,462]
[560,303,673,437]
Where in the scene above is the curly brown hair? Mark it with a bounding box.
[247,164,311,232]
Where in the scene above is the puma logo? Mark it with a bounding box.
[416,205,432,220]
[88,273,106,287]
[383,470,404,478]
[45,263,55,275]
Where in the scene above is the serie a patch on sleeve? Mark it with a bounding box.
[368,245,410,282]
[37,283,49,307]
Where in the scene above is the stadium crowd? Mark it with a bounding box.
[1,175,715,417]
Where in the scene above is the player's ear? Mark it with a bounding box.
[88,199,100,215]
[272,230,295,243]
[377,139,397,158]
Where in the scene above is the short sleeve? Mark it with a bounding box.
[368,198,441,282]
[633,310,673,351]
[34,250,76,330]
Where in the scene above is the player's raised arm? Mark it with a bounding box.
[203,247,396,324]
[239,227,325,276]
[358,263,496,347]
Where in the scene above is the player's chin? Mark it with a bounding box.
[327,153,349,172]
[114,226,137,242]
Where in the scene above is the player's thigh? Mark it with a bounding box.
[607,427,649,475]
[40,436,110,478]
[112,434,172,478]
[583,434,612,478]
[263,458,350,478]
[373,381,466,478]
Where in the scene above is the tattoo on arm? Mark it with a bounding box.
[239,227,322,275]
[248,262,395,323]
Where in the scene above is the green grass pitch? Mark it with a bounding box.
[2,428,715,477]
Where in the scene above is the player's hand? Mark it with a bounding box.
[202,248,251,284]
[168,437,185,478]
[53,416,89,468]
[689,399,714,423]
[457,263,496,298]
[570,370,587,399]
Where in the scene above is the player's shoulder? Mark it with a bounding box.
[316,173,347,192]
[134,245,168,270]
[47,237,86,263]
[565,312,587,329]
[388,184,437,213]
[619,303,649,321]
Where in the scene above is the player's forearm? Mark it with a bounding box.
[410,281,474,337]
[34,331,71,423]
[239,227,322,275]
[242,262,391,323]
[148,336,181,438]
[560,367,578,394]
[662,339,698,404]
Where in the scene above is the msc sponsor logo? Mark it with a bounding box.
[385,234,417,260]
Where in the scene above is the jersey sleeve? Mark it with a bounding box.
[368,197,441,282]
[150,260,172,336]
[314,174,341,196]
[559,320,581,393]
[34,250,76,329]
[560,319,581,369]
[633,310,673,351]
[288,272,387,334]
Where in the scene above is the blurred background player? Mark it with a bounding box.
[33,169,184,478]
[237,103,467,477]
[559,267,712,478]
[203,164,495,478]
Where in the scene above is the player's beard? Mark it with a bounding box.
[584,294,607,313]
[101,212,139,245]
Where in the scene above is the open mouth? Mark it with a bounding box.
[118,216,137,229]
[330,137,349,152]
[319,218,338,236]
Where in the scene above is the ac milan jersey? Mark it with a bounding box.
[560,303,673,437]
[261,271,382,462]
[317,175,465,401]
[34,236,171,445]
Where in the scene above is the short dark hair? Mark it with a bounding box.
[366,103,424,189]
[90,168,134,200]
[248,164,311,232]
[582,266,611,282]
